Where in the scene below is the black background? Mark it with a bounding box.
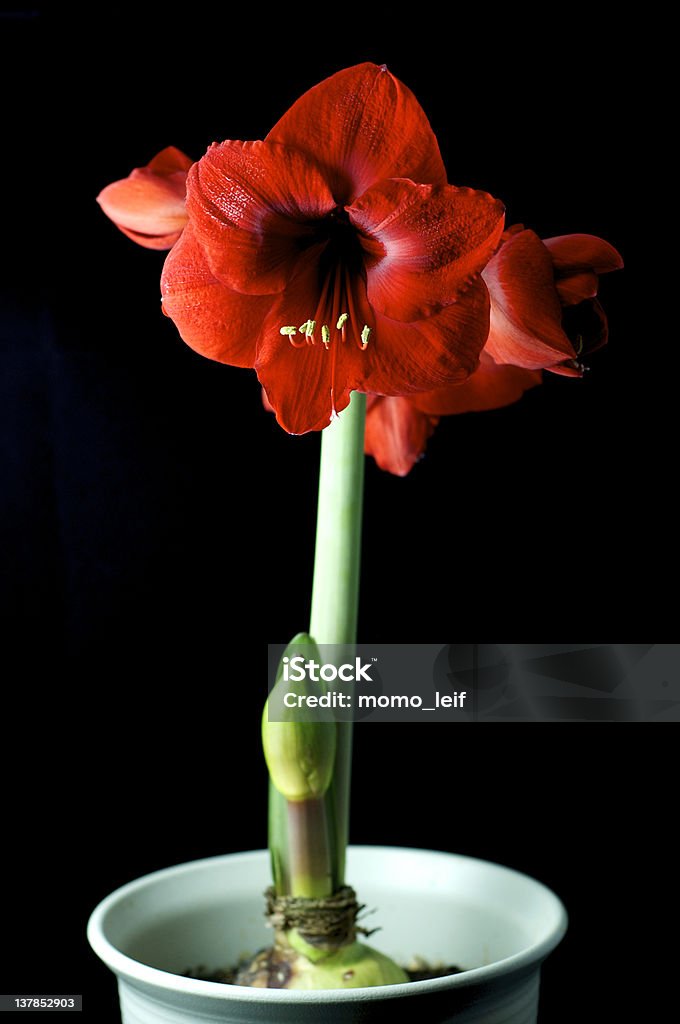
[1,6,667,1021]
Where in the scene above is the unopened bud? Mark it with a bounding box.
[263,634,336,802]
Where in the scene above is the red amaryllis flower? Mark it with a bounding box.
[159,63,505,434]
[365,226,622,475]
[483,226,623,376]
[97,147,192,250]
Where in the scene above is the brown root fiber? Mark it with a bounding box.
[265,885,373,951]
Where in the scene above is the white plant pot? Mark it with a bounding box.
[88,846,567,1023]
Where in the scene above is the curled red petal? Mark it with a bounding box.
[412,351,542,414]
[97,146,191,249]
[555,271,599,306]
[365,397,438,476]
[348,179,504,321]
[267,63,446,204]
[115,225,185,250]
[483,229,576,370]
[161,223,271,367]
[543,233,623,275]
[186,140,335,296]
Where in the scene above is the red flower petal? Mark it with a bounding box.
[543,234,623,275]
[261,387,275,414]
[254,259,361,433]
[365,397,438,476]
[114,225,187,251]
[483,229,576,369]
[546,361,582,378]
[267,63,447,204]
[97,146,191,250]
[161,223,272,367]
[555,271,599,306]
[147,148,193,176]
[412,352,542,414]
[348,179,504,321]
[361,277,492,395]
[503,223,526,240]
[186,140,335,296]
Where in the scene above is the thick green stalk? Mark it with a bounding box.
[268,781,290,895]
[309,392,366,647]
[287,799,333,897]
[267,394,366,900]
[309,392,366,886]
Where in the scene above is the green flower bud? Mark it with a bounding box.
[263,634,337,802]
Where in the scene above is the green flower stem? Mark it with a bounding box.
[268,781,290,895]
[268,394,366,901]
[287,798,334,898]
[309,392,367,648]
[270,785,336,899]
[309,392,366,887]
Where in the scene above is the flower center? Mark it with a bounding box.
[281,207,373,355]
[317,207,365,278]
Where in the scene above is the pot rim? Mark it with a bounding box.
[87,846,568,1005]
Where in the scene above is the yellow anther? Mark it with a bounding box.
[361,325,371,349]
[280,326,297,336]
[321,325,330,348]
[336,313,349,330]
[306,319,316,338]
